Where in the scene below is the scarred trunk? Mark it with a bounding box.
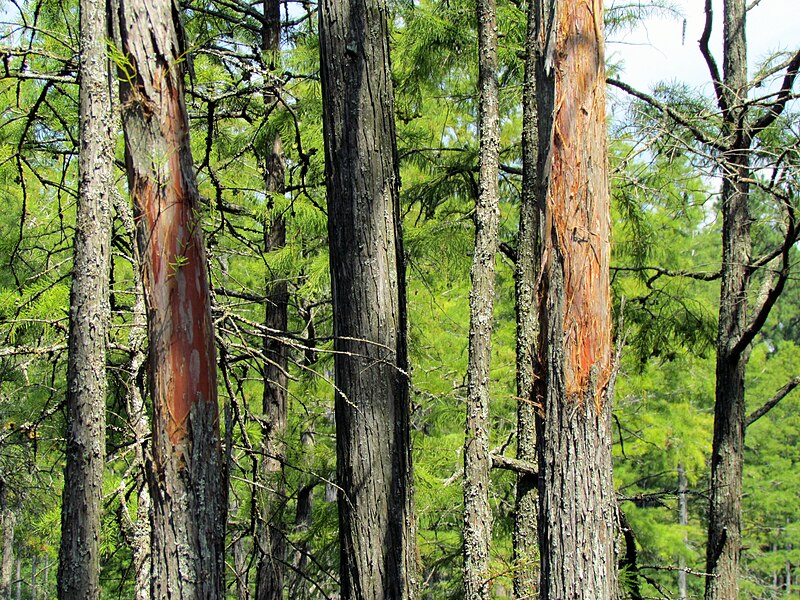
[57,0,113,596]
[319,0,418,597]
[534,1,617,597]
[463,0,500,598]
[114,1,225,597]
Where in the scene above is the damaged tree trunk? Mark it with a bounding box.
[113,0,225,597]
[533,0,617,597]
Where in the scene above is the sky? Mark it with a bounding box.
[607,0,800,93]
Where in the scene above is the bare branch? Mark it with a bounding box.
[746,377,800,427]
[700,0,727,116]
[490,453,538,481]
[750,49,800,138]
[607,77,726,151]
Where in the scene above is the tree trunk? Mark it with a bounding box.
[678,464,688,600]
[318,0,418,597]
[533,1,617,597]
[705,1,750,598]
[1,504,14,600]
[57,0,113,596]
[513,1,540,596]
[113,1,226,597]
[255,3,288,597]
[113,193,152,600]
[463,0,500,598]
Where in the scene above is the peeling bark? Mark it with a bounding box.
[113,0,225,597]
[534,1,617,597]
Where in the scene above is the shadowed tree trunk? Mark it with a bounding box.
[318,0,418,597]
[704,1,749,597]
[533,0,617,597]
[113,0,226,597]
[255,1,289,598]
[463,0,500,598]
[57,0,113,596]
[513,1,540,596]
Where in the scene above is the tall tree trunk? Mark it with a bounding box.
[533,1,617,597]
[113,1,226,597]
[255,3,289,597]
[678,464,688,600]
[318,0,418,597]
[705,1,750,597]
[513,1,540,596]
[463,0,500,598]
[57,0,113,596]
[0,498,14,600]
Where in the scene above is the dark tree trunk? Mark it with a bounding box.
[463,0,500,598]
[57,0,113,596]
[705,1,750,597]
[533,1,617,597]
[113,0,226,597]
[318,0,418,597]
[255,1,288,598]
[513,1,540,596]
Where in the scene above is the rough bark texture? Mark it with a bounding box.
[319,0,418,597]
[513,2,540,597]
[705,1,750,598]
[533,1,617,598]
[255,1,288,597]
[114,194,152,600]
[463,0,500,598]
[114,0,225,597]
[1,493,14,600]
[57,0,113,596]
[256,139,288,600]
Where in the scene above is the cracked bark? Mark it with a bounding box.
[113,0,225,597]
[319,0,418,596]
[533,1,617,597]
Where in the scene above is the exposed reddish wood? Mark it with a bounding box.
[546,0,611,407]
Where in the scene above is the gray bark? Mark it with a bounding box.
[113,0,226,597]
[318,0,418,596]
[463,0,500,598]
[705,2,750,597]
[533,1,617,597]
[1,505,14,600]
[513,1,540,596]
[57,0,113,595]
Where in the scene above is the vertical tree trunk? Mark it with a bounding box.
[318,0,418,597]
[463,0,500,598]
[255,4,288,597]
[513,1,540,596]
[705,1,750,598]
[113,193,152,600]
[0,501,14,600]
[678,464,688,600]
[113,1,226,597]
[57,0,113,596]
[533,1,617,598]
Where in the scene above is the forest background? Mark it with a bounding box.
[0,0,798,598]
